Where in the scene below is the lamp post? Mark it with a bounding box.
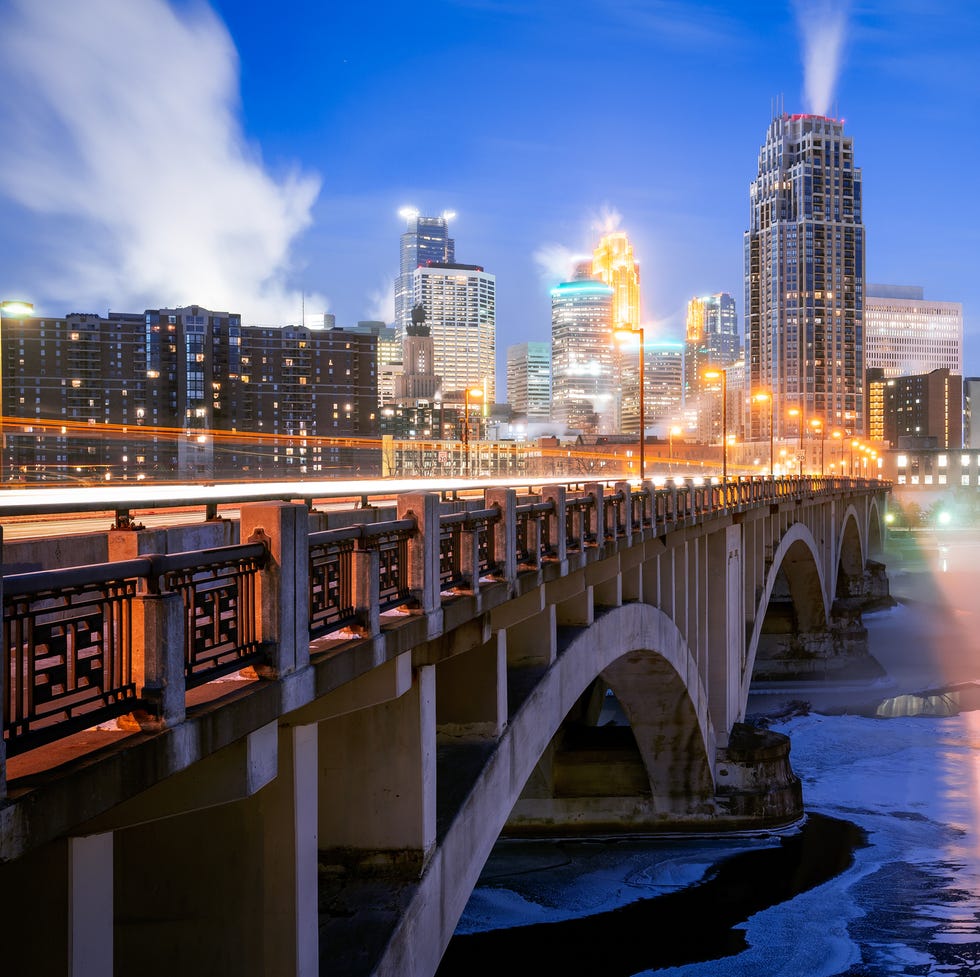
[831,430,843,475]
[0,301,34,486]
[462,385,484,476]
[810,418,824,475]
[753,391,774,477]
[788,407,803,475]
[704,368,728,484]
[614,325,645,479]
[668,424,681,472]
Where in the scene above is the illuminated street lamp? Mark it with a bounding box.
[788,407,803,475]
[462,385,484,475]
[704,369,728,484]
[614,325,646,479]
[810,418,824,475]
[753,391,774,477]
[0,300,34,486]
[850,439,860,475]
[668,424,682,472]
[831,429,843,474]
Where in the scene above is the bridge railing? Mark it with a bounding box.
[1,475,886,771]
[2,541,267,757]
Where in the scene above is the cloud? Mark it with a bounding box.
[794,0,851,117]
[0,0,323,323]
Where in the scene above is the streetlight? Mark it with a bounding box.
[668,424,682,472]
[462,385,484,475]
[614,325,645,479]
[704,368,728,484]
[831,429,843,474]
[753,391,774,477]
[810,418,824,475]
[788,407,803,475]
[0,300,34,486]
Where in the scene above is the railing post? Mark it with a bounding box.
[541,485,567,564]
[460,524,482,594]
[485,487,517,590]
[130,590,186,731]
[352,541,381,637]
[239,502,310,680]
[584,482,605,548]
[397,493,442,617]
[615,481,632,544]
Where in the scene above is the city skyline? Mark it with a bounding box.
[0,0,977,401]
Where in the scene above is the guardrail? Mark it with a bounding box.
[2,542,267,756]
[1,475,884,764]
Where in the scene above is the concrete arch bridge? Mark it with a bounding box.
[0,476,889,977]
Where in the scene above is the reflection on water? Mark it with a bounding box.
[874,683,980,718]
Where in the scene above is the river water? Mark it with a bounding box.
[439,529,980,976]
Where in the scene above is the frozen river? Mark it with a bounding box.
[439,529,980,976]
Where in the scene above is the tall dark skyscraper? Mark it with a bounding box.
[745,113,865,439]
[395,209,455,336]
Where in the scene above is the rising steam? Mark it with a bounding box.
[533,244,587,287]
[0,0,323,323]
[795,0,850,117]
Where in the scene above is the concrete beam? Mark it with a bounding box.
[77,722,278,834]
[286,652,412,725]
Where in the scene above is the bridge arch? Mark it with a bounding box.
[834,505,866,599]
[381,602,714,977]
[744,522,828,694]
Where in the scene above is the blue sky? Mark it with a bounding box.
[0,0,977,396]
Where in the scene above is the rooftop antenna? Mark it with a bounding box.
[301,291,305,329]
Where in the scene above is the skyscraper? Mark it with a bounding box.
[745,113,866,439]
[395,209,455,335]
[592,231,641,433]
[684,293,739,397]
[413,262,496,401]
[865,284,962,378]
[592,231,640,331]
[506,341,552,423]
[550,280,615,433]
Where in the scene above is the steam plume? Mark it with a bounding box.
[795,0,850,117]
[0,0,323,323]
[533,244,587,286]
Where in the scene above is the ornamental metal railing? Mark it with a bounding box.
[2,541,267,756]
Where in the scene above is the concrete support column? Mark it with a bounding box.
[258,724,319,977]
[131,591,186,730]
[707,525,744,744]
[436,631,506,739]
[69,833,113,977]
[485,487,517,589]
[318,664,436,863]
[397,493,442,623]
[239,502,310,679]
[540,485,567,566]
[504,603,557,667]
[557,584,594,627]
